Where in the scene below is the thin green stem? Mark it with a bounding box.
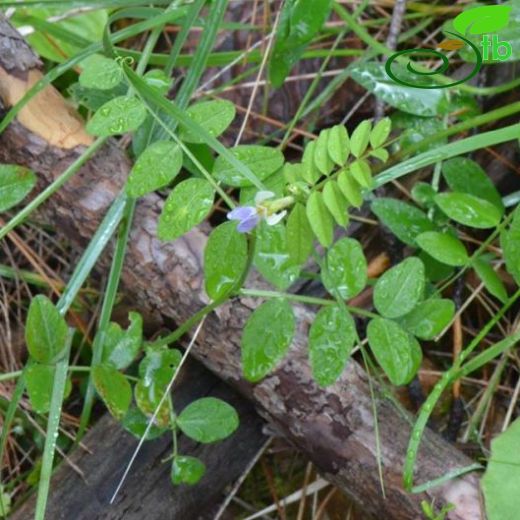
[34,330,73,520]
[239,288,379,319]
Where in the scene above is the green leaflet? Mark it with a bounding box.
[204,221,248,300]
[442,157,504,212]
[177,397,239,443]
[79,55,123,90]
[269,0,333,87]
[254,222,300,290]
[482,418,520,520]
[370,117,392,149]
[328,124,350,166]
[416,231,469,267]
[286,203,314,265]
[373,257,425,319]
[25,295,68,364]
[213,145,284,187]
[473,257,508,304]
[171,456,206,485]
[158,178,215,241]
[179,99,236,144]
[25,364,71,414]
[92,364,132,421]
[371,198,436,246]
[86,96,147,137]
[122,407,167,440]
[306,191,334,247]
[302,141,321,185]
[101,312,143,370]
[322,237,367,300]
[309,305,356,387]
[337,168,363,208]
[399,299,455,340]
[322,180,349,227]
[435,192,503,229]
[241,299,295,382]
[314,129,335,175]
[501,205,520,286]
[0,165,37,212]
[126,141,183,197]
[367,317,422,386]
[350,120,371,158]
[350,159,373,189]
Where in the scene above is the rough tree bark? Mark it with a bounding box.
[0,15,483,520]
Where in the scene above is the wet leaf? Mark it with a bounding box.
[286,203,314,265]
[205,221,248,299]
[269,0,333,87]
[371,198,435,246]
[127,141,183,198]
[139,347,182,390]
[482,417,520,520]
[350,120,371,158]
[25,295,68,364]
[25,364,55,414]
[442,158,503,212]
[158,178,214,241]
[241,299,295,382]
[501,205,520,286]
[328,124,350,166]
[255,222,300,289]
[213,145,284,187]
[0,165,37,212]
[473,257,508,304]
[79,55,123,91]
[302,141,321,185]
[86,96,147,137]
[122,407,167,440]
[177,397,239,443]
[179,100,236,144]
[306,192,334,247]
[350,159,372,189]
[101,312,143,370]
[314,129,334,175]
[92,364,132,421]
[309,305,356,386]
[337,169,363,208]
[373,257,425,318]
[134,379,171,428]
[416,231,469,267]
[370,117,392,148]
[323,180,349,227]
[171,456,206,485]
[350,61,448,116]
[322,238,367,299]
[367,317,422,386]
[399,299,455,340]
[435,192,503,229]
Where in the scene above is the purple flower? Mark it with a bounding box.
[227,191,288,233]
[227,206,260,232]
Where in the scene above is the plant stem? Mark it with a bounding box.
[239,289,379,319]
[34,330,73,520]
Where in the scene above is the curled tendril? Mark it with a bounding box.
[385,32,483,89]
[115,56,135,67]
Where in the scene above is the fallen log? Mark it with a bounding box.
[0,15,483,520]
[11,361,267,520]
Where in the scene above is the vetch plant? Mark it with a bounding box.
[1,1,520,519]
